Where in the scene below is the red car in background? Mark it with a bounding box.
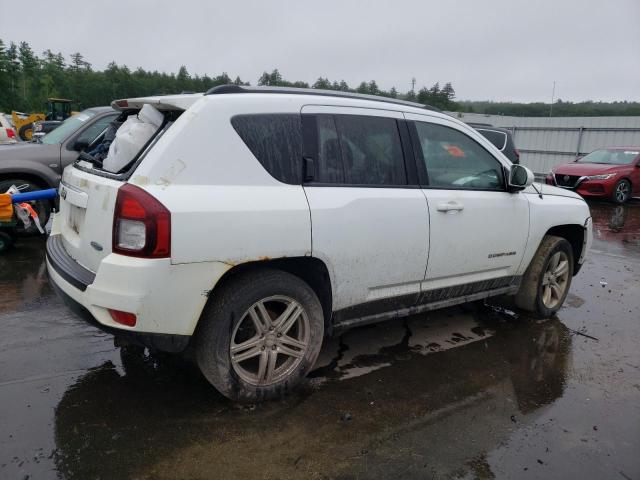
[546,148,640,204]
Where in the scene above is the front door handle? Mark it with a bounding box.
[436,201,464,212]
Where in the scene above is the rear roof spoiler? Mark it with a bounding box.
[111,93,204,111]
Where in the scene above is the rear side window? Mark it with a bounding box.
[309,114,407,186]
[231,114,303,184]
[475,128,507,151]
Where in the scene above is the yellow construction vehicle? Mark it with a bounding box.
[11,98,75,141]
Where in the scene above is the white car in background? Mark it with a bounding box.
[0,114,17,144]
[47,86,592,402]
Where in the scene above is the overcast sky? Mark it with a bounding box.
[1,0,639,102]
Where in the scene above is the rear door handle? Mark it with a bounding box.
[436,201,464,212]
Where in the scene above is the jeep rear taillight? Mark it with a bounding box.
[6,128,15,138]
[113,184,170,258]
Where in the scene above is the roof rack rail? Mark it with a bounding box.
[205,84,441,112]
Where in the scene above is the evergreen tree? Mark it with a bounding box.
[1,38,636,117]
[313,77,331,89]
[356,81,369,94]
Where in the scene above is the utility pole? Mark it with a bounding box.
[411,77,416,96]
[549,81,556,117]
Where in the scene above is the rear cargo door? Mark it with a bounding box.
[57,164,123,273]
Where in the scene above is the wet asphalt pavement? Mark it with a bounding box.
[1,201,639,480]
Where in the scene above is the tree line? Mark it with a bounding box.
[1,38,638,117]
[0,39,457,114]
[458,99,640,117]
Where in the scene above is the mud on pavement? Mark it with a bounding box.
[1,200,639,479]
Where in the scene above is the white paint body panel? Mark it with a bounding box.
[304,186,429,310]
[404,112,531,289]
[57,166,122,272]
[48,92,592,338]
[520,191,592,272]
[421,189,530,289]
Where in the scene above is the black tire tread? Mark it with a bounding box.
[515,235,573,317]
[195,268,324,402]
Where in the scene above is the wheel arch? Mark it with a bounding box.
[545,224,585,275]
[620,176,633,190]
[0,170,57,190]
[203,256,333,333]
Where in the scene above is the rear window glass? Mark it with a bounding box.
[309,114,407,186]
[231,114,303,184]
[334,115,406,185]
[476,129,507,151]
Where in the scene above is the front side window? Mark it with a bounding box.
[309,114,407,186]
[414,122,504,190]
[231,114,303,184]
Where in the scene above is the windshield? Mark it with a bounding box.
[40,110,97,144]
[579,149,639,165]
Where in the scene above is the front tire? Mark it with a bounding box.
[611,179,631,204]
[514,235,573,317]
[196,269,324,402]
[18,124,33,141]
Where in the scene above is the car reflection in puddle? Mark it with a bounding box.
[590,201,640,252]
[53,304,571,480]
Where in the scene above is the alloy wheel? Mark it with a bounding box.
[615,181,630,203]
[230,295,310,386]
[541,251,570,309]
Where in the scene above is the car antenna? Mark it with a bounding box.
[531,182,543,199]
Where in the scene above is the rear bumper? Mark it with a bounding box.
[46,233,229,353]
[46,234,95,291]
[47,270,190,353]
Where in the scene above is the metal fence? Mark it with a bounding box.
[447,112,640,174]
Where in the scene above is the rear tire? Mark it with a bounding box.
[0,178,52,235]
[514,235,573,317]
[611,179,631,204]
[0,231,13,253]
[196,269,324,402]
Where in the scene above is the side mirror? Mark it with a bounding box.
[508,164,534,191]
[73,139,89,151]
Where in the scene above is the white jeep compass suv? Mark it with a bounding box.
[47,86,592,401]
